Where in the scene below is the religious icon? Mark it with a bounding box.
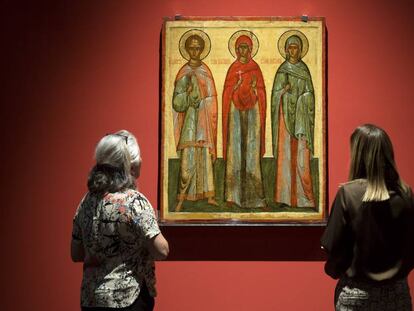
[271,30,317,209]
[222,31,267,209]
[172,29,218,212]
[160,17,326,223]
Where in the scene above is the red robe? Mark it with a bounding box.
[222,35,266,159]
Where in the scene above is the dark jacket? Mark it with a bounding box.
[321,179,414,281]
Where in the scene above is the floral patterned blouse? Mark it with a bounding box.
[72,189,161,308]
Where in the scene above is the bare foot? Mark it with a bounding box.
[175,200,184,212]
[226,201,238,208]
[261,203,271,212]
[207,198,219,206]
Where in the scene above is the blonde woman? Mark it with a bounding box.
[71,130,169,311]
[321,124,414,310]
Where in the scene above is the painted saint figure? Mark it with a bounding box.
[172,31,218,212]
[271,32,316,208]
[222,32,267,208]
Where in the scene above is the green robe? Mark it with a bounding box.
[271,60,316,207]
[271,60,315,156]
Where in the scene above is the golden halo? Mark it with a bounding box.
[179,29,211,61]
[278,30,309,59]
[228,30,259,59]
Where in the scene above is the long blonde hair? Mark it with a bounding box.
[349,124,404,202]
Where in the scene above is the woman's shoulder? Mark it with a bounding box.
[102,189,142,202]
[118,189,148,199]
[102,189,153,211]
[339,179,367,195]
[78,192,97,208]
[125,190,153,208]
[399,183,414,208]
[339,180,413,208]
[336,179,367,208]
[400,182,413,196]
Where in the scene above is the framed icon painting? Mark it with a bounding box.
[159,17,327,223]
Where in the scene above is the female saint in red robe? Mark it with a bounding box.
[222,34,267,208]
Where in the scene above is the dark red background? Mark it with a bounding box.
[2,0,414,310]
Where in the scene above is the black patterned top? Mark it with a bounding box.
[72,189,160,308]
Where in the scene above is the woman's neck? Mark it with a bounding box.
[239,56,249,64]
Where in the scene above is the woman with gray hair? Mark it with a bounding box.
[71,130,169,311]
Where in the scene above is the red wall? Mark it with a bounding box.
[2,0,414,310]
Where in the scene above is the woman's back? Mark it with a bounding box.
[322,179,414,280]
[322,124,414,310]
[72,131,168,311]
[73,189,161,308]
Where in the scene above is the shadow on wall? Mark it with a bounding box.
[160,224,326,261]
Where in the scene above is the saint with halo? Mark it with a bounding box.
[222,30,267,209]
[271,30,316,208]
[172,29,218,212]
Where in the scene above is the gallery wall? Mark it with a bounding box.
[2,0,414,310]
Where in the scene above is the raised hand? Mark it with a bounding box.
[234,77,243,90]
[251,75,257,89]
[186,74,193,94]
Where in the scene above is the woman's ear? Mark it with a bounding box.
[131,161,141,179]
